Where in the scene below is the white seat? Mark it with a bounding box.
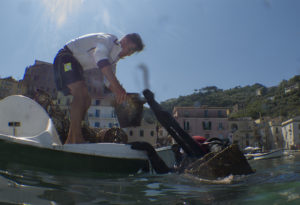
[0,95,61,145]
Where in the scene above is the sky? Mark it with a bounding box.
[0,0,300,102]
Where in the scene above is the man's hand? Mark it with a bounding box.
[100,65,127,104]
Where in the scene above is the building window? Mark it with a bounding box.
[109,123,113,128]
[150,131,154,137]
[298,124,300,130]
[184,111,189,117]
[218,123,223,130]
[95,100,100,105]
[183,120,190,130]
[111,111,116,118]
[203,121,211,130]
[231,124,238,132]
[205,134,210,138]
[204,110,208,118]
[95,109,100,117]
[140,130,144,137]
[94,122,100,128]
[218,110,222,117]
[129,130,133,136]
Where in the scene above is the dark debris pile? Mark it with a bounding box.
[185,144,255,179]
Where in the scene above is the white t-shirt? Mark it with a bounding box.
[66,33,122,87]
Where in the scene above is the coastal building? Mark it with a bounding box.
[0,77,27,99]
[22,60,57,98]
[54,95,118,128]
[229,116,286,150]
[55,92,73,117]
[77,67,118,127]
[156,126,173,147]
[281,117,300,150]
[256,88,263,96]
[56,92,118,128]
[228,117,255,149]
[256,86,266,96]
[284,83,299,94]
[253,117,274,151]
[22,60,107,99]
[87,96,119,128]
[22,61,117,127]
[173,106,230,139]
[124,121,157,146]
[83,68,107,98]
[231,103,246,115]
[268,118,284,149]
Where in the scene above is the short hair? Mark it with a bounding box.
[126,33,144,52]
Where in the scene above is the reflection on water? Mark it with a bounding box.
[0,153,299,204]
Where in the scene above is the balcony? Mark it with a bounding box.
[88,113,117,119]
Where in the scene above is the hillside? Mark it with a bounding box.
[143,75,300,123]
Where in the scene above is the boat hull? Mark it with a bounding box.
[253,149,284,160]
[0,95,150,175]
[0,139,149,175]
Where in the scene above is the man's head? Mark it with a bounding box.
[119,33,144,58]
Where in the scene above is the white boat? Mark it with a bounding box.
[244,147,263,160]
[244,146,261,152]
[156,145,176,168]
[0,95,150,174]
[252,149,285,160]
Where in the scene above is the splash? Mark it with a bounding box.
[183,174,249,185]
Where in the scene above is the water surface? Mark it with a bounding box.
[0,153,299,204]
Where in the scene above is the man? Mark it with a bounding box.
[53,33,144,144]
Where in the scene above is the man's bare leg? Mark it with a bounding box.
[65,81,91,144]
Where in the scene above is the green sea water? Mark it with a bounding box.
[0,153,299,205]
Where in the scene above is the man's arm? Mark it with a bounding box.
[101,65,126,104]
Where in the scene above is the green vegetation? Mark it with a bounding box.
[143,75,300,123]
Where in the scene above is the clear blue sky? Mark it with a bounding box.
[0,0,300,102]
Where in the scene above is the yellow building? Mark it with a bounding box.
[228,117,255,149]
[268,118,284,149]
[124,121,158,146]
[22,60,57,98]
[0,77,27,99]
[281,117,300,150]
